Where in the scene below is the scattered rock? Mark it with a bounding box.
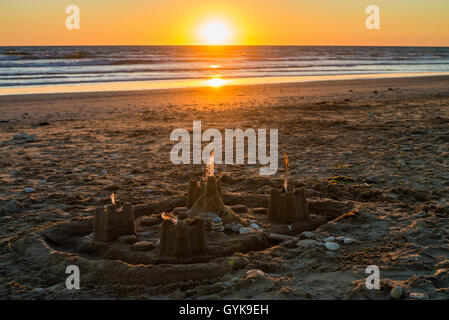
[317,241,325,247]
[24,187,35,193]
[325,242,340,251]
[296,239,317,248]
[344,238,355,244]
[336,236,345,242]
[268,233,294,241]
[131,241,155,251]
[31,288,44,294]
[3,200,19,213]
[239,227,254,235]
[324,236,335,242]
[249,223,260,229]
[300,231,315,239]
[390,286,403,299]
[25,134,37,142]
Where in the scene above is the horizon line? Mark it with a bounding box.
[2,44,449,48]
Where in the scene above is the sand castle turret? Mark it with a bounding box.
[268,187,309,223]
[159,214,206,257]
[94,201,136,241]
[187,175,242,224]
[268,153,309,223]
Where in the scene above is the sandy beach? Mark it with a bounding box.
[0,75,448,300]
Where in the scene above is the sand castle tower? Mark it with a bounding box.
[268,153,309,224]
[159,213,206,257]
[94,195,136,241]
[187,175,242,224]
[186,150,242,224]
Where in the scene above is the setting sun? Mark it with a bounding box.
[198,19,232,45]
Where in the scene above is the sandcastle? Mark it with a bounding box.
[186,175,242,224]
[268,152,309,224]
[268,187,309,223]
[94,198,136,241]
[159,213,206,257]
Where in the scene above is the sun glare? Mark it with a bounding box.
[207,77,227,88]
[198,20,232,45]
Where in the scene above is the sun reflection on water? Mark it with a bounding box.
[206,77,227,87]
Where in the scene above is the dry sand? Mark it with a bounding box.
[0,75,448,300]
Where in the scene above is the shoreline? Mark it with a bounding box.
[1,72,449,97]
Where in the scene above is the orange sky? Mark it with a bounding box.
[0,0,448,46]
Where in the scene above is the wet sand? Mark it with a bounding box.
[0,75,448,299]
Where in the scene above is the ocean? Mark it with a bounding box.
[1,46,449,88]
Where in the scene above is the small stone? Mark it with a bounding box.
[325,251,337,257]
[131,241,155,251]
[296,239,317,248]
[317,241,325,247]
[4,200,19,212]
[212,217,223,223]
[31,288,44,294]
[336,236,345,242]
[301,231,315,239]
[239,227,254,235]
[325,242,340,251]
[25,134,37,142]
[249,223,260,229]
[24,187,35,193]
[391,286,403,299]
[324,236,335,242]
[117,235,137,244]
[268,233,293,241]
[344,238,355,244]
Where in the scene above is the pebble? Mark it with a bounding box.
[239,227,254,235]
[249,223,260,229]
[301,231,315,239]
[344,238,355,244]
[390,286,403,299]
[296,239,317,248]
[324,236,335,242]
[325,251,337,257]
[317,241,325,247]
[325,242,340,251]
[25,134,37,142]
[336,236,345,242]
[4,200,19,212]
[268,233,294,241]
[24,187,35,193]
[212,217,222,223]
[31,288,44,294]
